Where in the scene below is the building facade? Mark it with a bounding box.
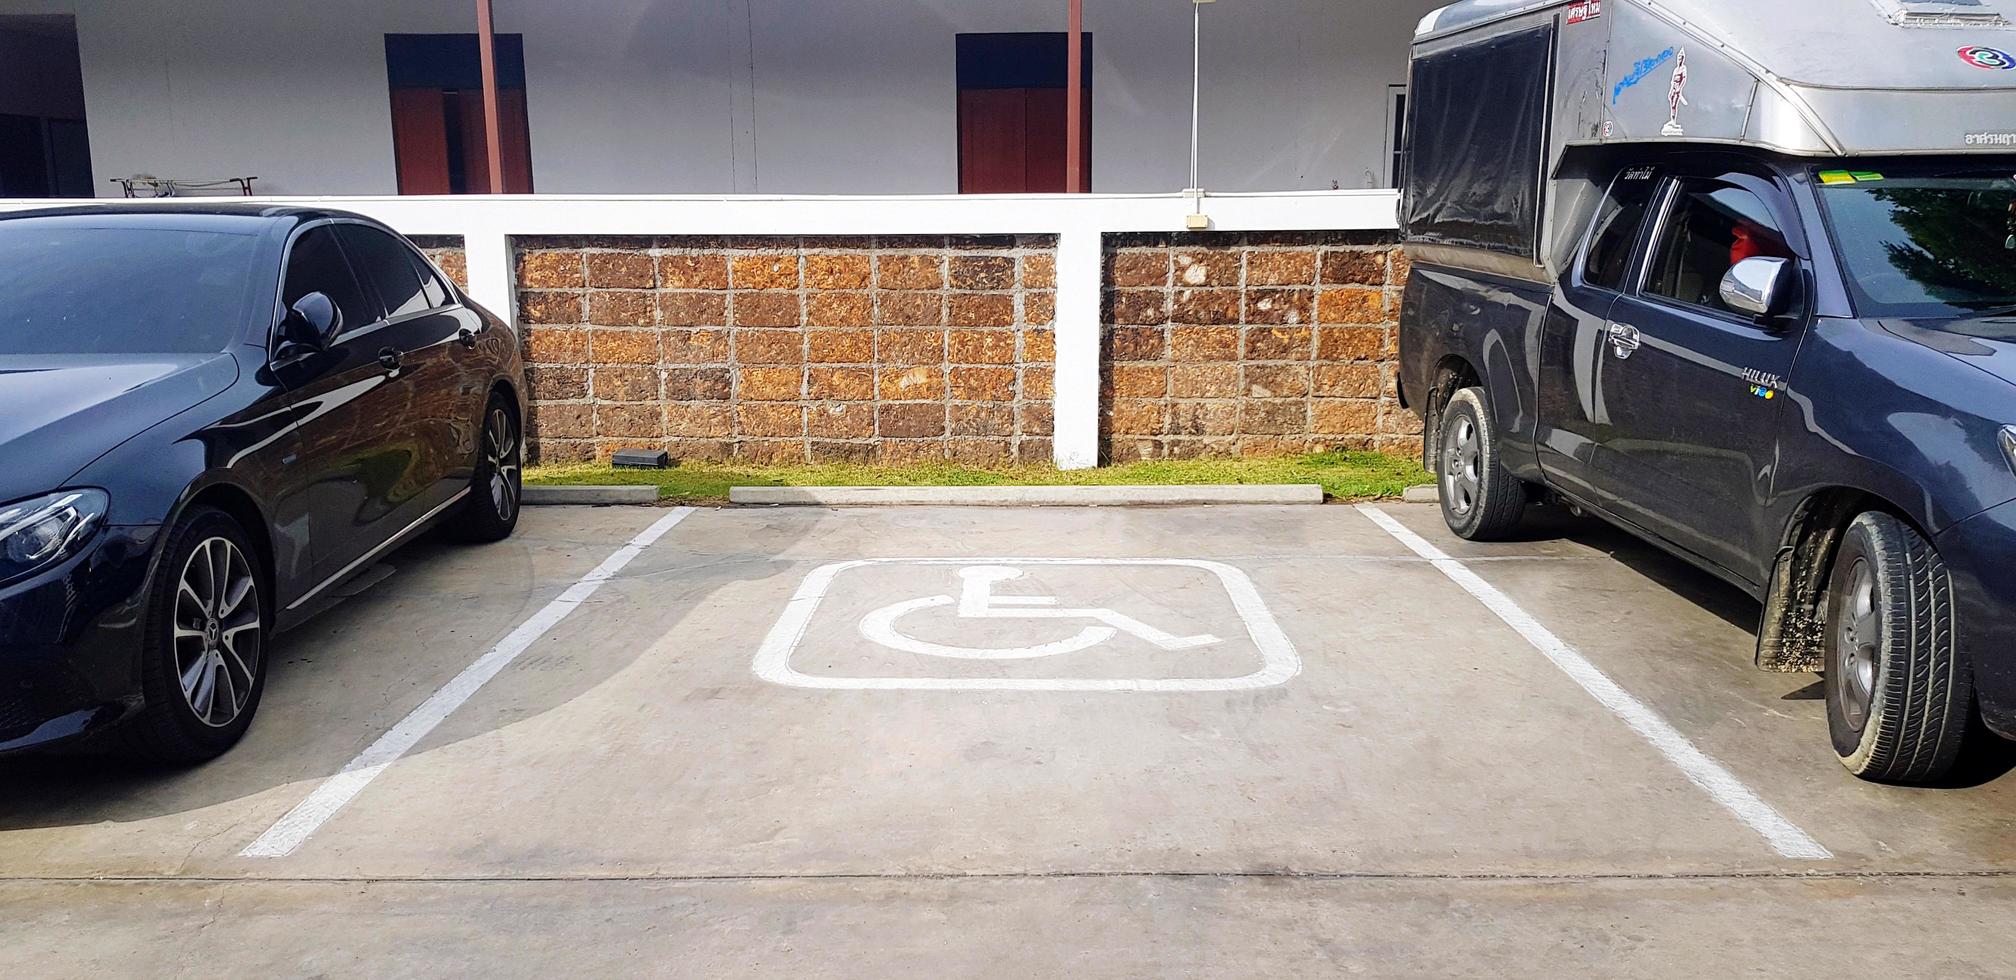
[0,0,1439,198]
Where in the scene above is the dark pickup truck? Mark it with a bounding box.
[1399,0,2016,783]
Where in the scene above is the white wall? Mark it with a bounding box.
[3,0,1441,197]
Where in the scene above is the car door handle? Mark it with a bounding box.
[377,346,403,371]
[1607,322,1642,360]
[457,327,480,349]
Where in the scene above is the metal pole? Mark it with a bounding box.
[475,0,507,194]
[1189,0,1202,209]
[1066,0,1085,193]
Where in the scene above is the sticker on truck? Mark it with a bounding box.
[1567,1,1603,25]
[1614,48,1676,105]
[1959,45,2016,71]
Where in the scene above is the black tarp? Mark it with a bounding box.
[1401,26,1554,259]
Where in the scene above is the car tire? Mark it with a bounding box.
[1437,387,1528,540]
[123,506,269,764]
[445,392,522,544]
[1824,511,1972,784]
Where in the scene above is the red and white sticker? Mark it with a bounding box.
[1568,0,1604,25]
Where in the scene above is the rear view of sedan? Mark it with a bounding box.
[0,205,525,763]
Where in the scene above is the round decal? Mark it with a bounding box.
[1959,45,2016,70]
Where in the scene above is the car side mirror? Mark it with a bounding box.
[1720,257,1796,320]
[279,292,342,353]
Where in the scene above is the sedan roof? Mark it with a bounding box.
[0,203,357,233]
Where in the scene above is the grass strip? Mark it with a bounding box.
[526,450,1430,505]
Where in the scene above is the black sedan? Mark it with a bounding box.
[0,205,525,762]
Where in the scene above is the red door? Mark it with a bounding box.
[389,89,453,195]
[958,87,1090,194]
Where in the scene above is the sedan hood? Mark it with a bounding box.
[0,354,239,505]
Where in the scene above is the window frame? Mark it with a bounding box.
[1574,166,1663,293]
[269,218,458,355]
[336,223,454,326]
[1384,84,1408,190]
[270,220,381,352]
[1627,171,1809,327]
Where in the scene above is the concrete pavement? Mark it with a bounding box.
[3,503,2014,977]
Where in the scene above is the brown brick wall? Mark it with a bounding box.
[515,235,1058,466]
[1100,231,1419,461]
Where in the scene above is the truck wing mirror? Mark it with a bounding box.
[1720,257,1796,320]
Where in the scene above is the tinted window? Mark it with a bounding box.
[411,251,451,309]
[1583,169,1661,291]
[0,222,262,355]
[282,227,375,334]
[1644,181,1794,315]
[1401,26,1552,258]
[338,225,431,319]
[1815,170,2016,318]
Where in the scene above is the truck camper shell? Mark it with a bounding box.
[1402,0,2016,282]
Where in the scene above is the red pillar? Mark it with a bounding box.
[475,0,507,194]
[1065,0,1085,193]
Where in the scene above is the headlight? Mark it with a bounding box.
[0,489,109,585]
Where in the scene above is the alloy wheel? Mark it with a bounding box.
[1443,415,1481,517]
[171,537,261,728]
[485,406,521,523]
[1833,558,1880,732]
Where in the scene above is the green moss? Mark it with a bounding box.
[526,450,1430,505]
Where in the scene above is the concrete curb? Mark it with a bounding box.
[728,484,1326,507]
[1401,484,1440,504]
[523,485,661,506]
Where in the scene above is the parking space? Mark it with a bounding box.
[5,503,2016,975]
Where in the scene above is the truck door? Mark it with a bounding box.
[1595,172,1809,585]
[1537,167,1662,503]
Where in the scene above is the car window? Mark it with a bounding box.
[1814,169,2016,319]
[1643,180,1794,315]
[1583,167,1661,291]
[281,226,376,334]
[338,225,433,320]
[410,250,452,309]
[0,222,262,355]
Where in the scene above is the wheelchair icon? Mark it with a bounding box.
[858,565,1222,661]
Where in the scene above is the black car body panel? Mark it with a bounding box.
[0,204,524,753]
[0,355,239,507]
[0,526,159,748]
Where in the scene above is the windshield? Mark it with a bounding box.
[0,221,263,355]
[1815,168,2016,319]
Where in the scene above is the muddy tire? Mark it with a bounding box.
[1824,511,1972,784]
[1437,387,1528,540]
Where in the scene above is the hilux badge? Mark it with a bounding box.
[1742,368,1786,397]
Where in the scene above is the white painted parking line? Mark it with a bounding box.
[754,558,1300,692]
[1356,505,1832,862]
[240,507,696,859]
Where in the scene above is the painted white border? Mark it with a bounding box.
[753,557,1302,692]
[0,190,1399,470]
[241,507,696,859]
[1356,505,1831,862]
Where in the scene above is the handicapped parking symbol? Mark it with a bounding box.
[859,565,1223,660]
